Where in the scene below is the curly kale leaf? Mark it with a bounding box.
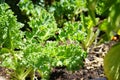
[0,3,24,50]
[18,0,58,42]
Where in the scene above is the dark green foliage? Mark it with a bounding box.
[48,0,87,27]
[95,0,109,17]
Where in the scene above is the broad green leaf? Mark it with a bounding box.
[104,43,120,80]
[109,2,120,32]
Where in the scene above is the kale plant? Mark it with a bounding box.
[0,1,87,80]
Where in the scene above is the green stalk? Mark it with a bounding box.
[82,29,99,50]
[28,68,35,80]
[12,67,33,80]
[19,67,33,80]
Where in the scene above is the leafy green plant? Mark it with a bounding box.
[88,0,120,37]
[18,0,58,41]
[48,0,87,27]
[0,1,87,80]
[0,3,27,80]
[58,21,86,41]
[80,13,100,49]
[0,2,57,79]
[95,0,108,16]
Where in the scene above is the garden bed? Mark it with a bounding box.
[0,41,117,80]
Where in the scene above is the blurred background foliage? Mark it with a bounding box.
[16,0,120,41]
[2,0,120,38]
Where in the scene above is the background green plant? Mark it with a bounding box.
[86,0,120,80]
